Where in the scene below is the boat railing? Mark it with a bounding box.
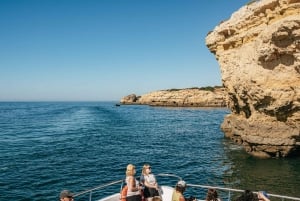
[187,183,300,201]
[72,173,300,201]
[157,173,183,181]
[73,179,123,201]
[157,173,300,201]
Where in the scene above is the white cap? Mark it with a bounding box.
[176,180,186,188]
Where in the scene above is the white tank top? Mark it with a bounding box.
[144,174,156,185]
[126,176,140,196]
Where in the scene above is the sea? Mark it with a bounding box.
[0,102,299,201]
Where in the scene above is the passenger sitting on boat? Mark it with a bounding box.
[141,164,160,201]
[59,190,74,201]
[234,190,258,201]
[205,188,221,201]
[257,191,270,201]
[172,180,187,201]
[126,164,142,201]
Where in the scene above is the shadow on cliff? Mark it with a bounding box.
[259,53,295,70]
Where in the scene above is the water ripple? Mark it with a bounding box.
[0,102,299,200]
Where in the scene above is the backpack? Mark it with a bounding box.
[120,185,128,201]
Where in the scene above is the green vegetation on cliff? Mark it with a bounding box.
[166,86,223,92]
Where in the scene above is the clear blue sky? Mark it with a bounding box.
[0,0,250,101]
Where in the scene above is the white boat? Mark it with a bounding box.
[73,174,300,201]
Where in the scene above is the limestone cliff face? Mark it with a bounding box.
[206,0,300,157]
[120,88,227,107]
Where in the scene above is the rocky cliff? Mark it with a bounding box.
[206,0,300,157]
[120,88,228,107]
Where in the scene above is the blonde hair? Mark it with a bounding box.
[142,164,150,175]
[126,164,136,176]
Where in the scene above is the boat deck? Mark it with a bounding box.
[97,186,174,201]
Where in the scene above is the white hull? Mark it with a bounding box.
[97,186,174,201]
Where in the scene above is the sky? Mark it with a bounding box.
[0,0,251,101]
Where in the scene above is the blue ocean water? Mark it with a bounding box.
[0,102,299,201]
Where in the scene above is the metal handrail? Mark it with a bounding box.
[187,184,300,201]
[157,173,182,181]
[188,183,245,193]
[157,174,300,201]
[73,179,123,200]
[71,174,300,201]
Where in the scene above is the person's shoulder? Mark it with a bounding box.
[127,175,134,180]
[180,195,186,201]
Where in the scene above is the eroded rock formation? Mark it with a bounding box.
[120,88,227,107]
[206,0,300,157]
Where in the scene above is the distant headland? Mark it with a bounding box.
[120,86,228,107]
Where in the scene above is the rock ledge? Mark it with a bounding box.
[120,87,228,107]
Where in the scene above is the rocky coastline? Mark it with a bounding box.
[206,0,300,158]
[120,87,228,107]
[120,0,300,158]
